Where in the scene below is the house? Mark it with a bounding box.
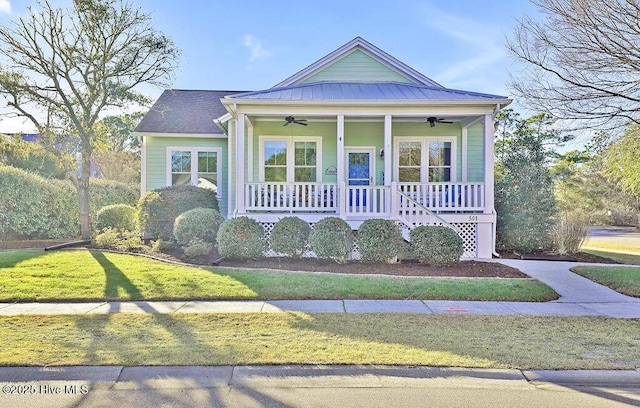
[134,37,512,258]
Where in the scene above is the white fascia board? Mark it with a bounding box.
[225,98,513,107]
[131,132,227,139]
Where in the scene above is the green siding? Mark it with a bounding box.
[300,50,414,84]
[467,123,485,182]
[144,136,229,216]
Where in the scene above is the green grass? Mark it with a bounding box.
[0,313,637,369]
[571,265,640,297]
[581,248,640,265]
[0,249,557,302]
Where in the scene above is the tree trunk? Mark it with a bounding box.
[78,143,92,240]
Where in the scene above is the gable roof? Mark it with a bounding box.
[228,82,509,103]
[134,89,245,134]
[273,37,442,88]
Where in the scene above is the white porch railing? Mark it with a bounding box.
[397,182,485,212]
[393,184,459,232]
[340,183,391,217]
[245,182,338,212]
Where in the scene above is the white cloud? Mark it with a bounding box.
[0,0,10,15]
[416,4,507,93]
[243,34,272,64]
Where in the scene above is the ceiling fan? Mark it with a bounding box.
[427,117,453,127]
[283,116,307,126]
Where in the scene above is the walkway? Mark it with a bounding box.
[0,260,638,318]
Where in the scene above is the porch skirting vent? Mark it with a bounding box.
[259,221,478,260]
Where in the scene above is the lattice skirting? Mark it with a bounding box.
[260,221,477,259]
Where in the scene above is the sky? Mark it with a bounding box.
[0,0,540,132]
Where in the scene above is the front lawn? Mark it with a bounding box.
[0,250,557,302]
[571,265,640,297]
[0,314,636,369]
[581,248,640,265]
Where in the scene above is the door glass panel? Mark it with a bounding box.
[348,152,370,185]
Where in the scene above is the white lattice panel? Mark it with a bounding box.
[451,222,477,258]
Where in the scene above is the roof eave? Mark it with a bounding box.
[221,98,513,107]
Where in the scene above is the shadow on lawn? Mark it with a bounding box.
[89,251,142,300]
[0,249,48,268]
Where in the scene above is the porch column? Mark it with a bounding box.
[384,115,392,186]
[461,127,468,182]
[236,113,246,214]
[336,115,345,218]
[483,113,495,214]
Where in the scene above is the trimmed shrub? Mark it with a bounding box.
[96,204,137,232]
[183,238,214,259]
[90,178,138,215]
[357,219,405,263]
[150,238,173,253]
[270,216,311,258]
[173,208,224,246]
[309,217,353,263]
[138,185,219,239]
[0,165,79,239]
[216,216,264,260]
[94,228,143,252]
[410,225,463,266]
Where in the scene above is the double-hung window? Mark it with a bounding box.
[395,138,456,183]
[167,147,222,196]
[260,137,322,182]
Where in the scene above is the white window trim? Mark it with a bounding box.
[393,137,457,182]
[166,146,223,197]
[258,136,323,183]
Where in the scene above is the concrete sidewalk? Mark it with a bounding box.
[0,259,638,318]
[0,365,638,408]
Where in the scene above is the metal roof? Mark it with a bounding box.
[135,89,245,134]
[227,82,509,102]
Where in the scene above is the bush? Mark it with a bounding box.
[138,185,219,240]
[90,178,139,214]
[0,165,79,239]
[552,212,589,255]
[96,204,137,233]
[410,225,463,266]
[357,219,405,263]
[150,238,173,253]
[94,228,143,252]
[217,217,264,260]
[183,238,214,259]
[270,217,311,258]
[309,217,353,263]
[173,208,224,246]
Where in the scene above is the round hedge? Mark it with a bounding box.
[270,216,311,258]
[138,185,219,240]
[410,225,463,266]
[309,217,353,263]
[357,218,405,263]
[216,216,264,260]
[96,204,137,232]
[173,208,224,246]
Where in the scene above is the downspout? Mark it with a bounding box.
[491,103,501,257]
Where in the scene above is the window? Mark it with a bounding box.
[260,137,321,182]
[395,138,456,183]
[398,141,422,182]
[167,147,222,196]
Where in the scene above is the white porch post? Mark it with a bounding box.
[337,115,345,218]
[236,114,246,214]
[247,123,254,182]
[461,127,468,182]
[483,113,495,214]
[384,115,392,186]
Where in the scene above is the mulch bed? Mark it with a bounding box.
[219,257,528,278]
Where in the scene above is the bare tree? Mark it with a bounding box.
[0,0,179,239]
[507,0,640,132]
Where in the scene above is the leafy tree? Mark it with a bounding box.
[507,0,640,131]
[494,110,564,252]
[0,0,179,239]
[93,112,145,183]
[0,134,67,179]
